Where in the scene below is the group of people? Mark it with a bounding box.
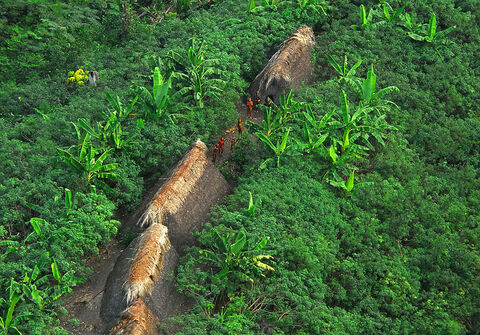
[212,92,274,163]
[212,137,225,163]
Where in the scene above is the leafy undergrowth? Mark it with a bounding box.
[0,0,327,333]
[1,0,479,334]
[173,0,480,334]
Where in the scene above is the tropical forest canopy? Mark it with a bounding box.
[0,0,479,334]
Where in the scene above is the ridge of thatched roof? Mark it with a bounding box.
[137,139,208,228]
[109,298,158,335]
[249,25,315,100]
[123,223,171,305]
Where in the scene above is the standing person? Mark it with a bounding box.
[254,92,261,112]
[237,119,243,135]
[213,144,219,163]
[219,137,225,154]
[246,98,253,119]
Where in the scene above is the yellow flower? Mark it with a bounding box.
[68,71,74,77]
[77,80,84,86]
[18,96,22,102]
[75,69,85,76]
[68,76,76,83]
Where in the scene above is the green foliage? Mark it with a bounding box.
[248,0,284,13]
[1,0,479,333]
[78,93,143,150]
[247,192,255,217]
[381,2,406,23]
[138,67,184,122]
[326,54,362,83]
[295,0,328,16]
[256,128,291,168]
[0,281,23,335]
[170,38,226,108]
[174,0,192,15]
[198,226,273,295]
[57,134,120,189]
[250,67,397,191]
[350,4,376,30]
[247,106,284,139]
[407,12,456,44]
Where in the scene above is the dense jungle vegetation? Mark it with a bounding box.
[0,0,479,334]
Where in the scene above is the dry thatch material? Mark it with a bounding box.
[248,26,315,103]
[137,139,208,228]
[123,223,171,305]
[109,298,159,335]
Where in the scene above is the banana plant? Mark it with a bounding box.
[294,122,329,154]
[303,104,336,132]
[199,227,273,294]
[381,2,406,23]
[103,92,143,148]
[247,0,268,13]
[247,105,285,139]
[78,94,143,150]
[326,54,362,87]
[64,188,73,215]
[57,133,120,187]
[351,4,374,30]
[344,64,399,112]
[169,38,225,108]
[248,192,256,217]
[335,89,396,152]
[328,169,374,193]
[0,281,24,335]
[295,0,328,16]
[256,128,291,169]
[260,0,283,11]
[139,67,185,122]
[319,140,357,185]
[295,105,336,153]
[401,12,423,34]
[407,12,456,44]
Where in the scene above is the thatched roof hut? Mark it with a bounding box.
[137,139,208,228]
[109,298,159,335]
[123,223,171,305]
[101,138,230,333]
[248,26,316,104]
[100,223,177,324]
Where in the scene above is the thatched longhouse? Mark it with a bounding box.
[101,138,230,334]
[123,223,171,305]
[137,139,208,228]
[248,26,316,104]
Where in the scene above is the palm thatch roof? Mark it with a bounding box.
[109,298,159,335]
[123,223,171,305]
[248,26,316,104]
[137,139,208,228]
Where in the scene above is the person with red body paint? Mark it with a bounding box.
[212,144,219,163]
[246,98,253,119]
[219,137,225,154]
[237,119,244,135]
